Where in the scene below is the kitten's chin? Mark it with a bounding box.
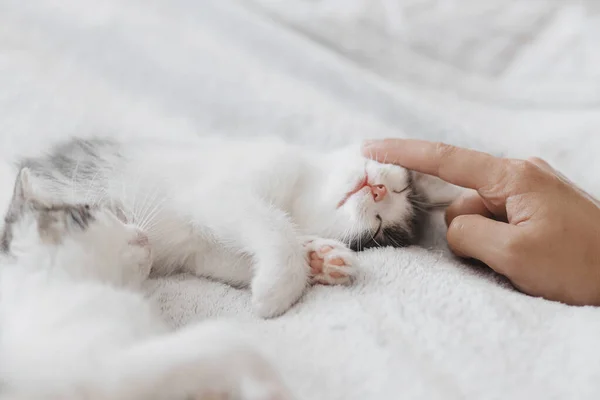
[325,213,374,246]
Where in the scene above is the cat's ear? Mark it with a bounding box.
[10,168,33,206]
[411,171,468,206]
[5,168,32,218]
[10,168,49,208]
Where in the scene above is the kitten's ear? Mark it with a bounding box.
[411,171,468,206]
[10,168,33,206]
[11,168,48,208]
[5,168,31,217]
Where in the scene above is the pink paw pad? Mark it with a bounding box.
[302,238,358,286]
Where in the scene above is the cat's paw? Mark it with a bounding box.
[301,237,358,285]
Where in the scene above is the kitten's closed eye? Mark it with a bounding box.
[68,206,95,230]
[392,185,411,194]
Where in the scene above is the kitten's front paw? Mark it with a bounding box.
[301,237,358,285]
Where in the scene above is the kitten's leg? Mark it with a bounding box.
[95,322,292,400]
[183,197,309,318]
[301,237,358,285]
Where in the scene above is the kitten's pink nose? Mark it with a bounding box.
[371,184,387,202]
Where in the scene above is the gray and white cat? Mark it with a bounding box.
[12,135,450,318]
[0,168,290,400]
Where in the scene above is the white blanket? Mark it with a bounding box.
[1,0,600,398]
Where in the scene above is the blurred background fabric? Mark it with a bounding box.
[250,0,600,108]
[246,0,600,193]
[1,1,600,399]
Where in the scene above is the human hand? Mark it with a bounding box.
[363,139,600,306]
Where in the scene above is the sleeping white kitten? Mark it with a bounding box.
[14,136,451,318]
[0,169,290,400]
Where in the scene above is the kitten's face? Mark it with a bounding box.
[321,145,427,250]
[1,169,151,280]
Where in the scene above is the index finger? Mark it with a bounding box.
[362,139,504,191]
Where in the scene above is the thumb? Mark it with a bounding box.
[447,214,519,276]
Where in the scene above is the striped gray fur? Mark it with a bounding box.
[1,168,97,253]
[2,138,119,253]
[17,138,122,207]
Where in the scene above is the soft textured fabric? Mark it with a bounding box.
[1,1,599,399]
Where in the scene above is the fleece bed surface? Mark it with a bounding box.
[1,1,600,399]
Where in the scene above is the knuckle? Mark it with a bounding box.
[512,159,539,177]
[527,156,545,165]
[507,159,525,173]
[527,157,555,174]
[480,159,512,195]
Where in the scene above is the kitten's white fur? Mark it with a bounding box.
[26,136,454,318]
[0,170,290,400]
